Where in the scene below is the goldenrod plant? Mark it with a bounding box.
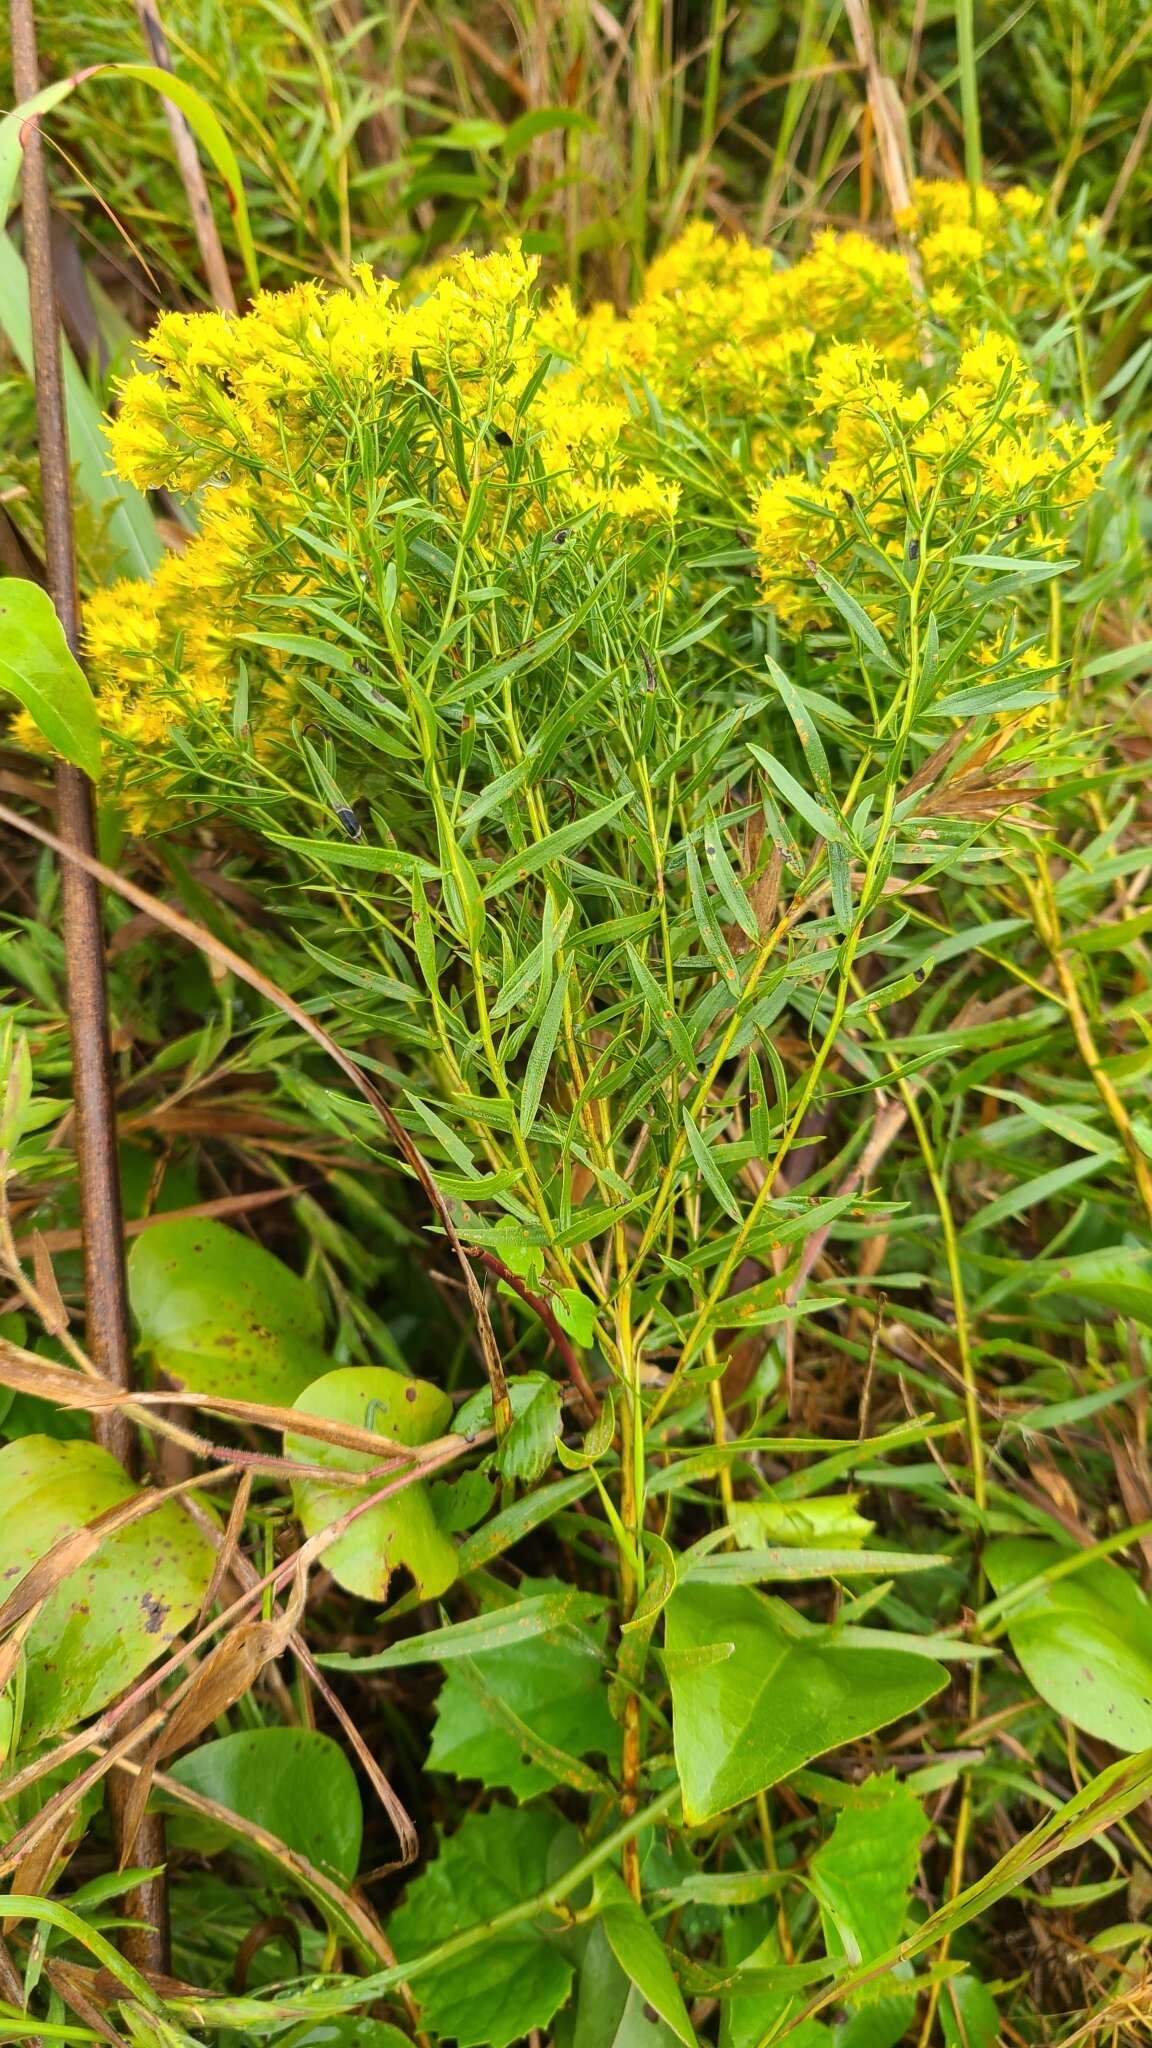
[2,11,1152,2047]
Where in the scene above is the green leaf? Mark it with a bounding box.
[321,1587,607,1671]
[0,70,258,292]
[748,743,847,845]
[985,1538,1152,1750]
[1036,1245,1152,1324]
[388,1809,576,2048]
[0,1436,213,1743]
[807,1775,926,1964]
[597,1871,697,2046]
[939,1973,1000,2048]
[727,1496,874,1550]
[571,1922,684,2048]
[806,563,899,670]
[486,793,633,897]
[457,1373,563,1485]
[166,1727,363,1878]
[290,2027,410,2048]
[520,965,571,1136]
[681,1106,742,1223]
[502,107,596,157]
[665,1583,947,1823]
[0,237,162,576]
[428,1583,619,1798]
[129,1217,330,1405]
[286,1367,457,1603]
[0,580,101,777]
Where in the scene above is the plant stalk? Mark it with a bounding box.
[8,0,169,1973]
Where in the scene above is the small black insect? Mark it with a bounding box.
[335,805,362,841]
[551,527,570,544]
[641,647,657,693]
[353,659,369,676]
[908,537,920,562]
[492,427,513,448]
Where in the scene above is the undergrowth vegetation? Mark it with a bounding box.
[2,5,1152,2048]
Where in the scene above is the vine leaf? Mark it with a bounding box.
[428,1578,619,1798]
[286,1366,457,1602]
[0,1436,213,1743]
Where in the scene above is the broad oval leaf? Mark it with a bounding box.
[167,1726,363,1878]
[0,1436,213,1742]
[985,1538,1152,1751]
[665,1583,947,1823]
[0,580,101,778]
[286,1366,457,1602]
[129,1216,330,1405]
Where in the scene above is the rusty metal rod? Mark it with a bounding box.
[8,0,170,1974]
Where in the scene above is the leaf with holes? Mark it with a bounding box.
[286,1366,457,1603]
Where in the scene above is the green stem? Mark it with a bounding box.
[955,0,983,217]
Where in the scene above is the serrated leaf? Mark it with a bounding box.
[389,1809,577,2048]
[427,1582,618,1798]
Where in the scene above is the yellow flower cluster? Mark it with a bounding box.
[538,218,919,432]
[898,179,1098,324]
[7,190,1111,816]
[753,333,1111,629]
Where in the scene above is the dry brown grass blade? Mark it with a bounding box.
[0,1434,476,1865]
[133,0,237,311]
[42,1960,131,2048]
[117,1569,306,1865]
[0,1453,240,1638]
[842,0,917,242]
[0,798,528,1434]
[12,1183,306,1257]
[0,1336,442,1463]
[178,1491,420,1869]
[196,1469,251,1625]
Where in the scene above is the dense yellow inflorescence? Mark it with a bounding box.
[7,187,1110,820]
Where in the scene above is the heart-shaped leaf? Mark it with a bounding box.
[665,1583,947,1823]
[286,1366,457,1602]
[0,1436,214,1742]
[129,1217,330,1405]
[166,1727,363,1878]
[985,1537,1152,1750]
